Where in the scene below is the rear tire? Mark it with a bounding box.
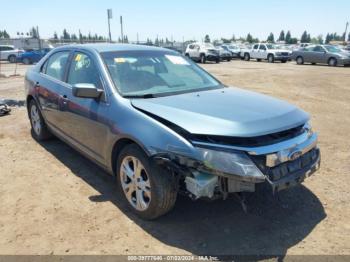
[328,58,337,67]
[8,55,16,63]
[296,56,304,65]
[244,53,250,61]
[28,99,52,141]
[268,54,275,63]
[116,144,177,220]
[257,59,261,62]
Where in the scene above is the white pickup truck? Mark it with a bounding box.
[0,45,24,63]
[242,43,292,63]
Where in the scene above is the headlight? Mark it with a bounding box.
[304,122,313,138]
[196,147,265,181]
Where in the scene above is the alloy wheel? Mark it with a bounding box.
[120,156,151,211]
[30,104,41,136]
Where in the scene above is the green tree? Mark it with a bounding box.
[231,34,236,42]
[124,35,129,43]
[278,30,285,41]
[204,34,211,43]
[301,31,309,43]
[285,31,293,44]
[62,29,70,40]
[267,32,275,43]
[30,27,39,38]
[246,33,253,43]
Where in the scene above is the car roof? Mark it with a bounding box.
[54,43,173,53]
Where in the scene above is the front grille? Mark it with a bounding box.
[251,148,320,181]
[191,125,305,147]
[281,52,289,56]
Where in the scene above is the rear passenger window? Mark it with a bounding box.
[253,44,259,49]
[45,52,70,81]
[67,52,101,88]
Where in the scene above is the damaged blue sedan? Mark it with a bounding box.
[25,44,320,219]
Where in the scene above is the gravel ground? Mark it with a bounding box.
[0,60,349,257]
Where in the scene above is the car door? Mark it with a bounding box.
[312,45,327,63]
[258,44,268,59]
[251,44,260,59]
[36,51,71,128]
[59,51,110,164]
[192,44,201,59]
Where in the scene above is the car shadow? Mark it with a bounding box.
[39,139,326,258]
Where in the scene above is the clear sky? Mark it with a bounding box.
[1,0,349,41]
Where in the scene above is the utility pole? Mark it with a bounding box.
[36,26,42,49]
[107,9,112,42]
[345,21,349,42]
[120,16,124,43]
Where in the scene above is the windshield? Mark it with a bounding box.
[204,43,215,49]
[324,45,342,53]
[227,45,238,49]
[266,44,277,49]
[101,50,221,97]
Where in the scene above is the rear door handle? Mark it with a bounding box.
[61,94,69,105]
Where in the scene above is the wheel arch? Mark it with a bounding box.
[328,57,337,63]
[111,137,149,176]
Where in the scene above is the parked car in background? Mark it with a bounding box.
[185,43,220,63]
[242,43,291,63]
[0,45,24,63]
[239,44,252,59]
[299,43,311,48]
[221,44,241,58]
[17,48,53,65]
[25,44,320,219]
[292,45,350,67]
[216,46,232,61]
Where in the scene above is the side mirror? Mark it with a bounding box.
[72,83,103,99]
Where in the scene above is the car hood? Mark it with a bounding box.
[131,87,309,137]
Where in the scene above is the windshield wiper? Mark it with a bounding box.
[123,93,156,99]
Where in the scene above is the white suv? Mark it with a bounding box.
[185,43,220,63]
[0,45,23,63]
[243,43,292,63]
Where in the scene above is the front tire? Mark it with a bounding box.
[116,144,177,220]
[23,58,32,65]
[200,54,206,64]
[28,99,52,141]
[268,54,275,63]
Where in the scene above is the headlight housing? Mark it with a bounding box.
[196,147,265,182]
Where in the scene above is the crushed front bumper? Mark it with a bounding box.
[264,147,320,193]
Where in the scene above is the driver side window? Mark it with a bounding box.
[67,52,101,88]
[313,46,324,52]
[259,45,267,51]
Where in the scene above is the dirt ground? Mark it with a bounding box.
[0,60,349,257]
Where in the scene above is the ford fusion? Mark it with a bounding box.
[25,44,320,219]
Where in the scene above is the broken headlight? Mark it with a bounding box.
[196,147,265,182]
